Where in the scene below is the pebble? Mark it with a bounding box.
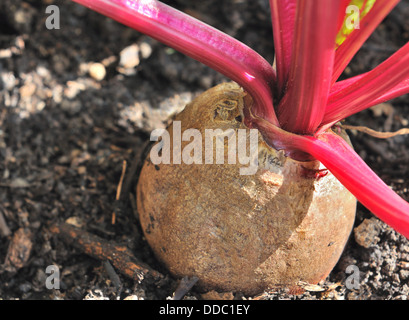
[354,218,381,248]
[84,289,109,300]
[19,82,36,98]
[124,295,144,300]
[10,178,30,188]
[400,270,409,280]
[1,72,18,91]
[19,283,32,293]
[139,42,152,59]
[119,44,140,69]
[0,49,13,58]
[65,216,85,228]
[88,62,106,81]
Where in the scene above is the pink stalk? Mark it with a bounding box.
[372,78,409,106]
[329,73,366,96]
[332,0,399,84]
[336,0,353,33]
[330,75,409,112]
[72,0,280,126]
[314,73,368,134]
[323,42,409,126]
[317,72,409,134]
[320,78,409,134]
[276,0,341,135]
[269,0,296,96]
[304,132,409,239]
[248,115,409,239]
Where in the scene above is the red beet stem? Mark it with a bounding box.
[324,41,409,126]
[269,0,296,96]
[275,0,341,135]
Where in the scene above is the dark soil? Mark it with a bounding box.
[0,0,408,300]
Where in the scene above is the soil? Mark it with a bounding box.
[0,0,409,300]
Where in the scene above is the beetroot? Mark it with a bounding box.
[137,83,356,294]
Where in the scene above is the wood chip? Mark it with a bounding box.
[4,228,33,272]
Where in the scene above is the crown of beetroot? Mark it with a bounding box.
[72,0,409,238]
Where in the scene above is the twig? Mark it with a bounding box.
[49,222,163,282]
[115,160,127,201]
[111,141,151,225]
[112,160,128,225]
[120,140,151,202]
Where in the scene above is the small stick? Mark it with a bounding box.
[112,160,128,225]
[120,140,151,202]
[49,222,163,282]
[116,160,127,201]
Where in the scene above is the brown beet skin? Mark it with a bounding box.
[137,82,356,295]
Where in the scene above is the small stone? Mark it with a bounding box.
[84,289,109,300]
[119,44,140,69]
[77,166,87,175]
[64,80,86,99]
[10,178,30,188]
[400,270,409,280]
[89,62,106,81]
[65,216,85,228]
[19,83,36,98]
[354,218,381,248]
[400,244,409,253]
[0,49,13,58]
[4,228,33,272]
[19,282,32,293]
[139,42,152,59]
[124,295,144,300]
[1,72,17,90]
